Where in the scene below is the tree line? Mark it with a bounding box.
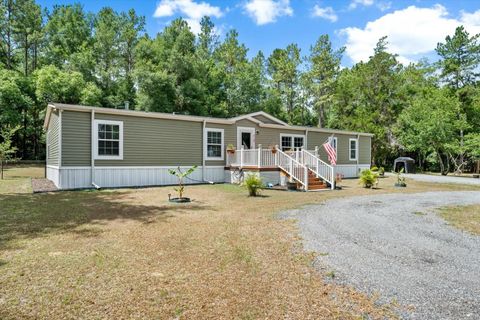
[0,0,479,173]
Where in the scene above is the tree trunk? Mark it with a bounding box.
[1,160,3,179]
[438,151,447,176]
[6,0,12,69]
[24,34,28,76]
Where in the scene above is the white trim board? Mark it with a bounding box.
[237,126,256,149]
[204,128,225,161]
[93,119,124,160]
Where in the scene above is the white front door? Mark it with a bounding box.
[237,127,256,149]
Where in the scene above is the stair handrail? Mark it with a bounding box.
[276,149,308,189]
[301,149,335,190]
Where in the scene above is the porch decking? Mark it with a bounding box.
[226,147,335,191]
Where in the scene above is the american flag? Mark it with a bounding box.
[323,141,337,165]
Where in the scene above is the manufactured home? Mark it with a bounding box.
[44,103,373,191]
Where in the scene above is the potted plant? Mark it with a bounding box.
[378,166,385,177]
[167,166,197,203]
[226,144,236,154]
[286,176,297,191]
[394,168,407,187]
[359,169,379,189]
[269,145,277,154]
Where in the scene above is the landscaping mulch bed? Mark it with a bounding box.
[31,178,58,193]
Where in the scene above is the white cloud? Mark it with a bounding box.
[244,0,293,25]
[312,5,338,23]
[153,0,223,34]
[348,0,374,10]
[340,5,480,64]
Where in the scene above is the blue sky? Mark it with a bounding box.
[37,0,480,65]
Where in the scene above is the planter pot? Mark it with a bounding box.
[394,183,407,187]
[169,197,191,203]
[364,183,373,188]
[227,150,235,155]
[271,149,277,154]
[286,182,297,191]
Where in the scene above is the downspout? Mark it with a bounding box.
[202,120,206,182]
[305,129,308,151]
[91,110,100,189]
[356,134,360,174]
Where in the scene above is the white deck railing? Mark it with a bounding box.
[302,149,335,190]
[226,145,279,168]
[276,149,308,189]
[226,145,335,191]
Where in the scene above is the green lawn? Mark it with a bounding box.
[1,167,479,319]
[438,204,480,235]
[0,164,44,194]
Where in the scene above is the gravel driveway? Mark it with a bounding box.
[402,173,480,186]
[280,191,480,319]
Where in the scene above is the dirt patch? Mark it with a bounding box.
[0,175,479,319]
[32,178,58,193]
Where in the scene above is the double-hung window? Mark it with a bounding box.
[94,120,123,160]
[328,136,337,154]
[349,138,358,161]
[280,134,305,151]
[205,128,224,160]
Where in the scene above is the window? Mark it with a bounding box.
[205,128,224,160]
[280,134,305,151]
[328,136,337,154]
[349,138,358,161]
[94,120,123,160]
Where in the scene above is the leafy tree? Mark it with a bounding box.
[34,65,86,104]
[0,0,15,69]
[43,4,92,69]
[0,125,20,179]
[396,87,463,175]
[267,43,302,123]
[305,34,344,127]
[13,0,42,76]
[436,26,480,171]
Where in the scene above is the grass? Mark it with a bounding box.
[0,164,44,194]
[438,204,480,235]
[1,167,479,319]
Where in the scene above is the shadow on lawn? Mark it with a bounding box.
[0,190,212,251]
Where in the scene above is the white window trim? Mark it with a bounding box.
[349,138,358,161]
[328,136,337,154]
[280,133,306,151]
[236,127,256,149]
[204,128,224,161]
[93,119,124,160]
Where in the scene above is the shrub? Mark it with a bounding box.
[395,168,407,187]
[243,173,263,196]
[359,169,379,188]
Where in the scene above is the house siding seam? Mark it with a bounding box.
[46,110,60,166]
[58,109,371,169]
[94,113,203,167]
[61,110,91,166]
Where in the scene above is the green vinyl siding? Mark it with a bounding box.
[307,132,371,165]
[95,113,202,166]
[251,114,279,124]
[47,110,60,166]
[62,110,91,166]
[359,136,371,164]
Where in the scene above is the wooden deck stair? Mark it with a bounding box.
[306,170,328,190]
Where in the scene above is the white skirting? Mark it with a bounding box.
[334,164,370,178]
[47,166,225,190]
[46,165,60,188]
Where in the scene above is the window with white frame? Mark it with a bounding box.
[94,120,123,160]
[280,134,305,151]
[328,136,337,154]
[349,138,358,161]
[205,128,224,160]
